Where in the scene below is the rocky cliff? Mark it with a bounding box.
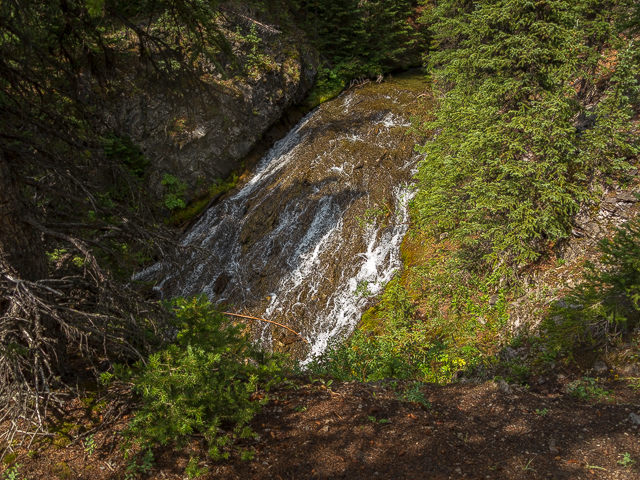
[108,10,318,197]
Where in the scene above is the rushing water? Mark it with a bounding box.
[144,72,428,361]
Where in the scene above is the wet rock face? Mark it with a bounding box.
[111,37,317,196]
[153,72,429,360]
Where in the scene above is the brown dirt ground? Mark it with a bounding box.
[3,376,640,480]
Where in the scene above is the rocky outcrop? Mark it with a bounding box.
[109,24,318,196]
[508,180,639,331]
[562,186,639,263]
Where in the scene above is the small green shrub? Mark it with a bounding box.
[124,449,154,480]
[398,382,431,408]
[566,377,612,401]
[161,174,188,211]
[83,435,96,457]
[618,452,636,468]
[240,450,255,461]
[106,296,284,460]
[305,66,346,109]
[242,24,268,72]
[185,456,208,478]
[2,464,21,480]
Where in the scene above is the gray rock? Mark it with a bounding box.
[617,192,638,203]
[548,438,559,454]
[621,364,640,376]
[630,413,640,425]
[496,380,512,394]
[592,360,608,375]
[503,347,517,360]
[112,32,318,196]
[489,294,500,306]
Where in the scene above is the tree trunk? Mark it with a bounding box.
[0,154,48,281]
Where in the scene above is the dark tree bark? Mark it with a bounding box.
[0,154,48,281]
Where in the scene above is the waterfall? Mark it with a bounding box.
[141,71,428,361]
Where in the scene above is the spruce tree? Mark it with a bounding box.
[365,0,422,71]
[415,0,639,269]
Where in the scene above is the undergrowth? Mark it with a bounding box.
[104,296,284,462]
[542,213,640,360]
[307,232,511,383]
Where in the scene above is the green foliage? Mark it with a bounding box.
[83,435,96,457]
[240,450,255,461]
[168,173,239,226]
[107,296,284,460]
[309,241,510,383]
[566,376,612,401]
[238,24,268,73]
[542,215,640,356]
[185,456,208,478]
[305,66,346,108]
[357,205,391,229]
[124,449,154,480]
[2,465,21,480]
[618,453,636,468]
[161,174,188,211]
[500,359,531,384]
[354,280,373,298]
[296,0,425,107]
[397,382,431,408]
[103,134,150,178]
[414,0,639,269]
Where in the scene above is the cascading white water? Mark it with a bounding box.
[142,72,427,361]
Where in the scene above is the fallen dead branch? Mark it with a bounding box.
[222,312,308,344]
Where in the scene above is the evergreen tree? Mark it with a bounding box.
[293,0,425,82]
[415,0,639,269]
[365,0,422,71]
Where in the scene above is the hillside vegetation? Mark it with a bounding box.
[309,0,640,389]
[1,0,640,478]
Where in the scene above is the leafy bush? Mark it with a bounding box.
[543,214,640,357]
[241,24,268,73]
[161,174,188,211]
[566,376,612,401]
[105,296,284,460]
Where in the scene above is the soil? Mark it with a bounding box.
[4,375,640,480]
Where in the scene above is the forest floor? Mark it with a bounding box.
[5,371,640,480]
